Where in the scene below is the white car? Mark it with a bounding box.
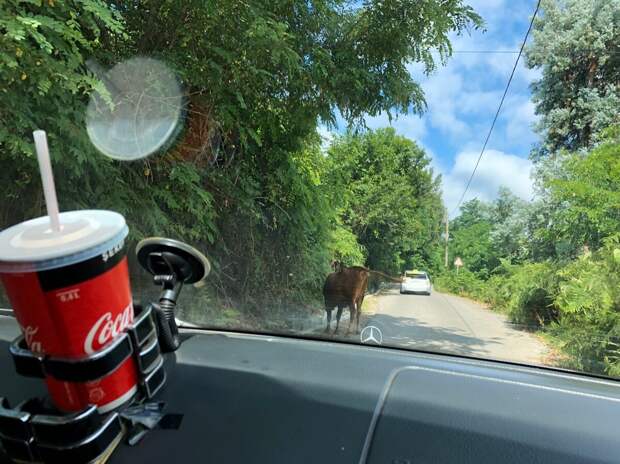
[400,271,432,295]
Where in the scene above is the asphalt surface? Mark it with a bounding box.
[348,285,549,365]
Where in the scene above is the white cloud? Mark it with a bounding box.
[466,0,506,15]
[420,67,469,136]
[504,99,538,143]
[483,45,542,86]
[439,149,533,216]
[427,149,445,181]
[392,115,427,140]
[458,89,503,115]
[403,42,538,144]
[365,111,427,141]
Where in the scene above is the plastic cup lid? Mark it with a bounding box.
[0,210,128,273]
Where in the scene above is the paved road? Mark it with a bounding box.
[358,286,549,365]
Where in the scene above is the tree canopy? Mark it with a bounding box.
[0,0,482,311]
[525,0,620,155]
[327,128,443,275]
[545,127,620,254]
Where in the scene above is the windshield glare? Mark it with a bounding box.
[1,0,620,380]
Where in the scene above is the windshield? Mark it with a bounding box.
[405,273,427,279]
[1,0,619,380]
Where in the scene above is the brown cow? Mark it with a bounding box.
[323,261,369,334]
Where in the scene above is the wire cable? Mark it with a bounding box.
[453,50,520,53]
[450,0,542,217]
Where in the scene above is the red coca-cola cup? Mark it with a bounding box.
[0,210,139,412]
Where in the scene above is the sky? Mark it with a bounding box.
[320,0,542,217]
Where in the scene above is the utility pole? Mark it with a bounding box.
[444,209,449,268]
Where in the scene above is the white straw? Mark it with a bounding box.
[33,130,61,232]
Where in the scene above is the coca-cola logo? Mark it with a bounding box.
[24,326,42,353]
[84,303,133,355]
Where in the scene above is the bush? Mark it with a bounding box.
[434,269,486,300]
[437,262,559,329]
[490,262,559,328]
[549,236,620,375]
[439,237,620,377]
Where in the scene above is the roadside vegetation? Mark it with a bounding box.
[436,0,620,376]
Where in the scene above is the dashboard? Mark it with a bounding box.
[1,314,619,463]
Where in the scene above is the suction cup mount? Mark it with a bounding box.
[136,238,210,352]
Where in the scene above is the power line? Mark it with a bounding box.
[450,0,542,217]
[452,49,620,55]
[453,50,520,54]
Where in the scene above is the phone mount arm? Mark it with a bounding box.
[136,238,211,352]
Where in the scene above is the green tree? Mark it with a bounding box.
[525,0,620,154]
[0,0,124,226]
[327,128,443,275]
[489,187,531,263]
[0,1,482,313]
[0,1,219,244]
[523,199,558,260]
[453,197,493,226]
[449,198,495,276]
[449,190,532,276]
[545,126,620,255]
[109,0,481,305]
